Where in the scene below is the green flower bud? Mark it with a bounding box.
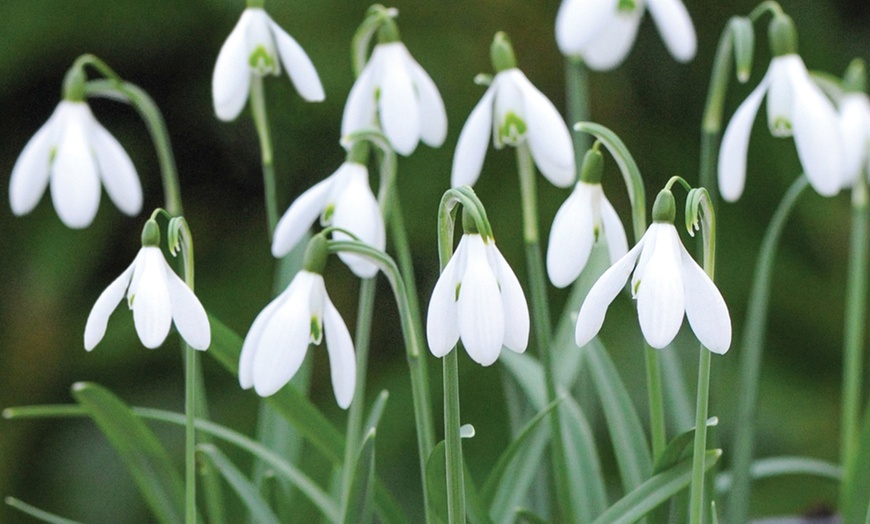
[579,146,604,184]
[303,234,329,274]
[490,32,517,73]
[652,190,676,223]
[141,219,161,247]
[768,13,798,57]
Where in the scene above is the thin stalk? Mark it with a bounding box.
[515,143,574,523]
[250,75,279,236]
[841,178,869,490]
[726,176,809,523]
[565,57,590,164]
[645,345,667,458]
[177,223,198,524]
[444,350,465,523]
[690,347,713,523]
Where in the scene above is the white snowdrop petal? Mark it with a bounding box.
[839,95,870,188]
[332,165,384,278]
[555,0,619,56]
[251,293,311,397]
[547,184,594,288]
[272,174,335,257]
[490,244,529,353]
[268,19,325,102]
[164,262,211,350]
[323,295,356,409]
[718,72,770,202]
[575,240,644,347]
[680,246,731,354]
[212,10,253,121]
[131,248,173,349]
[451,86,496,188]
[647,0,697,62]
[379,43,421,156]
[91,120,142,216]
[766,58,794,137]
[50,109,101,229]
[515,73,575,187]
[341,55,379,138]
[457,237,505,366]
[84,262,135,351]
[407,51,447,148]
[581,10,643,71]
[239,293,286,389]
[426,249,462,357]
[600,192,629,264]
[636,226,684,349]
[9,110,58,216]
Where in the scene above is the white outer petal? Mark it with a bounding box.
[581,9,643,71]
[378,43,421,156]
[426,244,463,357]
[239,292,286,389]
[718,69,771,202]
[212,9,253,121]
[514,71,575,187]
[406,49,447,148]
[341,54,379,138]
[451,85,496,187]
[272,174,336,257]
[635,224,684,349]
[164,261,211,350]
[9,106,61,216]
[788,59,844,197]
[90,119,142,216]
[50,104,101,229]
[547,183,594,288]
[680,246,731,354]
[839,94,870,188]
[332,164,384,278]
[555,0,619,56]
[322,292,356,409]
[457,235,504,366]
[130,247,173,349]
[84,262,135,351]
[489,243,529,354]
[647,0,696,63]
[268,19,325,102]
[600,191,629,264]
[575,238,645,347]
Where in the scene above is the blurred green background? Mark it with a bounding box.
[1,0,868,521]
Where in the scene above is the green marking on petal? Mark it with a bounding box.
[618,0,637,12]
[49,146,57,164]
[322,204,335,224]
[249,45,277,76]
[771,117,792,137]
[633,279,641,296]
[454,282,462,301]
[593,225,601,242]
[310,316,323,345]
[499,112,527,145]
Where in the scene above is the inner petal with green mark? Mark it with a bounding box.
[770,117,793,137]
[249,45,278,76]
[618,0,638,12]
[499,112,527,146]
[321,204,335,225]
[310,316,323,345]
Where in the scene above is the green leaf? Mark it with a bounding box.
[592,450,722,524]
[717,456,842,494]
[5,497,82,524]
[362,391,389,442]
[561,396,608,521]
[583,342,652,492]
[499,351,546,409]
[342,429,377,524]
[426,441,493,524]
[513,508,550,524]
[197,444,281,524]
[71,382,186,524]
[486,425,548,524]
[654,417,719,474]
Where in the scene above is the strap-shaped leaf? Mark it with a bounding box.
[197,444,280,524]
[426,441,493,524]
[654,417,719,474]
[71,382,185,524]
[342,429,377,524]
[5,497,82,524]
[561,396,608,520]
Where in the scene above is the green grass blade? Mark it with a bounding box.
[5,497,82,524]
[362,391,389,443]
[487,425,548,523]
[717,456,842,494]
[197,444,281,524]
[71,382,186,524]
[499,352,547,409]
[426,440,493,524]
[583,342,652,491]
[342,429,377,524]
[592,450,722,524]
[561,396,608,520]
[654,417,718,474]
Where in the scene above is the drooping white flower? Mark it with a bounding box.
[426,233,529,366]
[84,246,211,352]
[838,91,870,189]
[9,100,143,229]
[342,41,447,156]
[547,181,628,288]
[212,7,324,122]
[239,269,356,408]
[555,0,696,71]
[574,220,731,354]
[272,162,385,278]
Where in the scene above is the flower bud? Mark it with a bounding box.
[652,190,676,223]
[768,13,798,57]
[303,234,329,274]
[141,219,161,247]
[579,147,604,184]
[490,32,517,73]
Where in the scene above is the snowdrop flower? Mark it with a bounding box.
[9,100,143,229]
[342,16,446,156]
[547,148,628,288]
[452,32,574,189]
[272,158,384,278]
[718,14,844,201]
[555,0,696,71]
[84,220,210,351]
[212,7,324,121]
[575,190,731,354]
[240,236,355,407]
[427,233,529,366]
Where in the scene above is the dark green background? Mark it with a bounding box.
[1,0,868,521]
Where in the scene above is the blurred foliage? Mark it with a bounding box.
[0,0,868,521]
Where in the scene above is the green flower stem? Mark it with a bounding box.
[250,75,279,236]
[565,57,590,166]
[725,175,809,524]
[515,143,574,524]
[645,344,667,458]
[841,178,869,491]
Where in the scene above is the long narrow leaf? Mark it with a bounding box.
[717,456,842,494]
[561,396,608,520]
[5,497,82,524]
[342,429,377,524]
[487,425,548,524]
[592,450,722,524]
[71,382,185,524]
[197,444,281,524]
[426,441,493,524]
[654,418,718,474]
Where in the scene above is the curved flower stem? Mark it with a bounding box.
[841,178,869,492]
[725,175,809,524]
[515,143,574,523]
[249,75,279,236]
